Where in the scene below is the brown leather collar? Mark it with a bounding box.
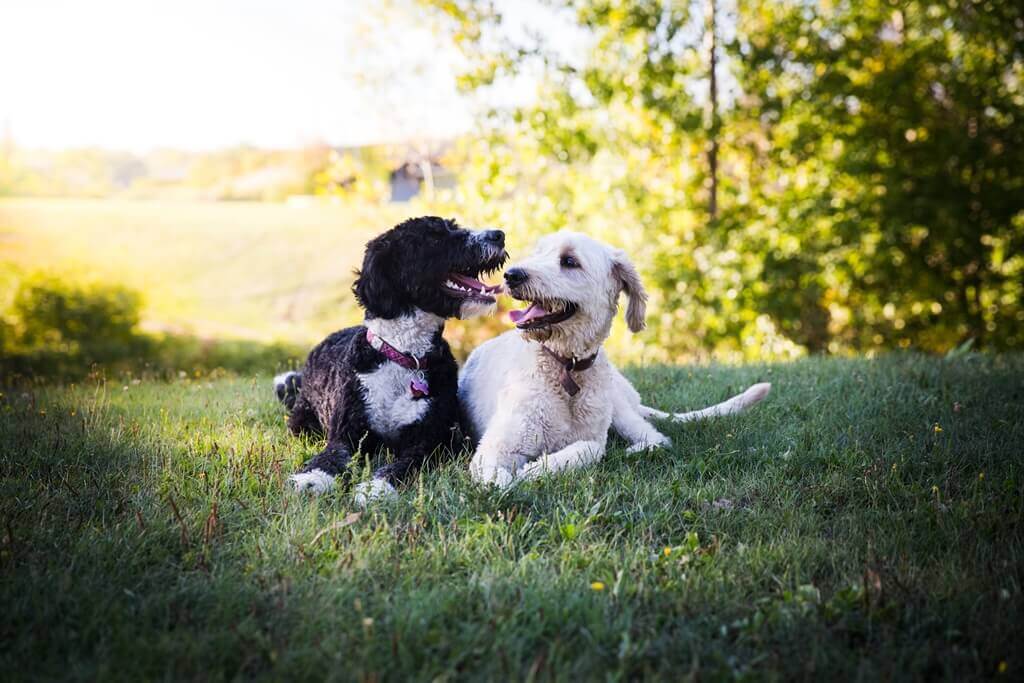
[540,344,598,396]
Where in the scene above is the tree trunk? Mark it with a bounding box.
[706,0,719,221]
[418,158,435,202]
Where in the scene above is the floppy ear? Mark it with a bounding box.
[353,236,405,318]
[612,251,647,333]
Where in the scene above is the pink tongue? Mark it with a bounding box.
[450,273,484,288]
[449,272,500,293]
[509,303,548,324]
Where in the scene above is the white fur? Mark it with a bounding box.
[365,309,442,357]
[638,382,773,422]
[289,468,335,493]
[358,309,439,439]
[458,298,498,320]
[460,232,771,485]
[353,478,397,508]
[273,371,298,393]
[358,363,432,439]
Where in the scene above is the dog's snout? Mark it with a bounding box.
[481,229,505,246]
[504,268,528,287]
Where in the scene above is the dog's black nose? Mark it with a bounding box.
[481,229,505,245]
[504,268,528,287]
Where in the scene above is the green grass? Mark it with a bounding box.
[2,354,1022,680]
[0,198,405,344]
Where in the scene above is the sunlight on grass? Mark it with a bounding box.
[0,198,407,344]
[1,354,1021,679]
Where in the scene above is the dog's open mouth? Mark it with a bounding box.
[441,272,504,302]
[441,249,507,303]
[509,299,578,329]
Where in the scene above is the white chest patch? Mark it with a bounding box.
[357,363,431,439]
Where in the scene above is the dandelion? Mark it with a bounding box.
[663,547,672,557]
[933,423,943,433]
[590,581,605,591]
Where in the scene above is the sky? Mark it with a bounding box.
[0,0,478,151]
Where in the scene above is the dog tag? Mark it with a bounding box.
[410,371,429,399]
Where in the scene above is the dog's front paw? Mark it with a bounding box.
[518,458,551,481]
[289,469,335,494]
[353,478,397,509]
[274,371,302,410]
[626,434,672,455]
[472,465,516,488]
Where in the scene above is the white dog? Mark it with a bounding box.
[459,231,771,486]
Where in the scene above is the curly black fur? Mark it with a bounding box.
[279,216,506,490]
[354,216,505,319]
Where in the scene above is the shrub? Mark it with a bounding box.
[10,274,145,362]
[0,273,302,382]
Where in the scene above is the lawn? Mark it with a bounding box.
[0,198,405,344]
[1,354,1021,680]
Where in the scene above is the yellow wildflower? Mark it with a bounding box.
[934,424,943,433]
[998,661,1008,674]
[663,547,672,557]
[590,581,605,591]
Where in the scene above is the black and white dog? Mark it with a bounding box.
[274,216,506,505]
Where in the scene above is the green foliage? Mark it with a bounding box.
[10,274,142,357]
[1,355,1021,678]
[0,273,301,382]
[0,146,333,201]
[423,0,1024,358]
[1,274,150,379]
[310,147,392,202]
[734,0,1024,352]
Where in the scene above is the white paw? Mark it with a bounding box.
[518,458,551,481]
[353,478,397,509]
[289,469,335,494]
[480,466,516,488]
[470,460,516,488]
[626,434,672,454]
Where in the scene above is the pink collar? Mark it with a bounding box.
[366,329,430,370]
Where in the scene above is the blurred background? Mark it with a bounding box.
[1,0,1021,380]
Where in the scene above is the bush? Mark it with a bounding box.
[0,274,302,383]
[11,275,145,361]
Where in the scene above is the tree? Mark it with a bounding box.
[735,0,1024,351]
[421,0,1024,357]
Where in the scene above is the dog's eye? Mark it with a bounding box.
[560,254,581,269]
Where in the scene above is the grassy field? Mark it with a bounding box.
[0,198,405,344]
[0,198,523,375]
[1,354,1021,680]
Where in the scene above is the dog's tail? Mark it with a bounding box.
[274,371,303,411]
[639,382,771,423]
